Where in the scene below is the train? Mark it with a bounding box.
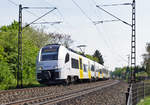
[36,44,110,85]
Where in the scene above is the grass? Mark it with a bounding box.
[0,81,46,90]
[144,79,150,83]
[138,96,150,105]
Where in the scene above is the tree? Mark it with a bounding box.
[47,33,73,48]
[85,54,99,62]
[93,50,104,65]
[0,21,18,89]
[0,21,74,89]
[143,43,150,76]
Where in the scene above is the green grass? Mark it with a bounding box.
[138,96,150,105]
[0,81,46,90]
[144,80,150,83]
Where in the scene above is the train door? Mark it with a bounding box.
[102,69,104,79]
[79,57,83,79]
[64,53,70,78]
[88,61,91,79]
[94,62,96,78]
[98,70,100,78]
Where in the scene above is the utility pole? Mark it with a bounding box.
[17,4,58,88]
[96,0,136,83]
[131,0,136,83]
[127,54,130,67]
[127,54,130,82]
[17,4,23,88]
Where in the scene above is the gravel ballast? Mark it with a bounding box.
[57,81,128,105]
[0,80,128,105]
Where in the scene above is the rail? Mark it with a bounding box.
[5,80,119,105]
[127,84,132,105]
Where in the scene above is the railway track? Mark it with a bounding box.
[0,80,113,104]
[4,80,119,105]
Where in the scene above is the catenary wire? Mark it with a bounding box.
[71,0,94,23]
[71,0,128,64]
[7,0,54,26]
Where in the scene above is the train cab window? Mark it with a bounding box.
[65,53,70,63]
[91,65,95,71]
[71,58,79,69]
[41,45,59,61]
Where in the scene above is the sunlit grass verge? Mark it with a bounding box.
[144,79,150,83]
[138,95,150,105]
[0,81,46,90]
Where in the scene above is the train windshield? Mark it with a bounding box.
[40,45,60,61]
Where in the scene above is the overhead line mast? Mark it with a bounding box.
[17,4,22,88]
[131,0,136,83]
[17,4,58,88]
[96,0,136,83]
[8,0,63,88]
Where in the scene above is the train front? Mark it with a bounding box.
[36,44,62,84]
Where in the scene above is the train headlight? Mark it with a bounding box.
[38,66,43,70]
[53,65,58,69]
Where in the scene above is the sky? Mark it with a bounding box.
[0,0,150,71]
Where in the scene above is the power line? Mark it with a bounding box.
[42,0,64,22]
[94,25,110,48]
[7,0,48,23]
[71,0,128,64]
[95,24,128,63]
[101,3,132,7]
[91,0,128,64]
[94,1,132,64]
[7,0,58,27]
[71,0,93,22]
[23,7,56,9]
[8,0,18,6]
[32,21,62,25]
[56,9,65,22]
[96,5,132,27]
[24,7,57,28]
[40,0,73,34]
[93,20,119,25]
[91,0,97,5]
[43,0,54,7]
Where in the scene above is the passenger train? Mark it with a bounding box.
[36,44,110,85]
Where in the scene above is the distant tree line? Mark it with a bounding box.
[111,43,150,80]
[143,43,150,75]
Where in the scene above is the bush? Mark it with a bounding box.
[0,61,16,90]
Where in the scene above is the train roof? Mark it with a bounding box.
[44,44,102,66]
[45,44,61,46]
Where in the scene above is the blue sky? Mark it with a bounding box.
[0,0,150,71]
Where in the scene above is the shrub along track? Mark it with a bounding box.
[0,80,119,105]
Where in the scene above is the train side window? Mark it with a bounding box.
[83,64,87,72]
[88,62,90,71]
[65,53,69,63]
[79,58,83,70]
[71,58,79,69]
[91,65,95,71]
[100,69,102,74]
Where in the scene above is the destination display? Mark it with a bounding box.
[42,46,59,53]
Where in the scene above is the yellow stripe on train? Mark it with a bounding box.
[98,72,100,78]
[88,70,91,79]
[79,57,84,79]
[102,72,104,78]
